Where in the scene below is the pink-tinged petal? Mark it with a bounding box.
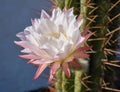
[19,54,40,59]
[14,41,51,59]
[76,46,92,52]
[62,62,71,78]
[66,7,74,16]
[16,32,26,40]
[76,33,92,49]
[63,7,67,12]
[51,62,60,74]
[31,59,53,64]
[33,64,48,79]
[71,59,82,69]
[48,73,54,82]
[74,52,89,58]
[81,27,89,36]
[31,18,35,25]
[41,10,50,19]
[81,33,92,43]
[27,59,34,64]
[77,14,82,21]
[48,62,60,82]
[75,19,83,28]
[73,46,91,59]
[14,41,25,48]
[65,56,74,62]
[14,41,29,48]
[31,60,42,64]
[82,33,92,43]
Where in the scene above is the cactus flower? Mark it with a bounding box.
[15,8,91,82]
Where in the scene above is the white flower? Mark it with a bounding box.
[15,7,92,82]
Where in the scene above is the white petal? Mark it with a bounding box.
[75,19,83,28]
[70,29,80,44]
[41,9,50,19]
[24,26,34,34]
[16,32,26,40]
[51,8,62,21]
[41,43,58,57]
[21,48,31,53]
[66,8,74,16]
[25,34,39,47]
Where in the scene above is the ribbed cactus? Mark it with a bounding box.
[52,0,120,92]
[87,0,120,91]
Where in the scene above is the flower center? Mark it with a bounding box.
[48,32,60,38]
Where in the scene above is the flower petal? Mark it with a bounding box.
[74,52,89,58]
[48,73,54,83]
[76,46,92,52]
[81,27,89,36]
[75,19,83,28]
[16,32,26,40]
[30,59,53,64]
[33,64,48,79]
[27,59,34,64]
[31,18,35,25]
[14,41,51,59]
[62,62,70,78]
[71,59,82,69]
[65,56,74,62]
[51,62,60,74]
[76,33,92,49]
[66,7,74,16]
[51,8,61,21]
[83,33,93,43]
[41,9,50,19]
[19,54,40,59]
[48,62,60,82]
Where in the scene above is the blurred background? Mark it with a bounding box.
[0,0,52,92]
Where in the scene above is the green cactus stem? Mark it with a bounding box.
[55,69,62,92]
[87,0,120,91]
[88,0,111,91]
[74,0,89,91]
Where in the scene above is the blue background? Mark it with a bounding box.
[0,0,51,92]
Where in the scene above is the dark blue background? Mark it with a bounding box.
[0,0,51,92]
